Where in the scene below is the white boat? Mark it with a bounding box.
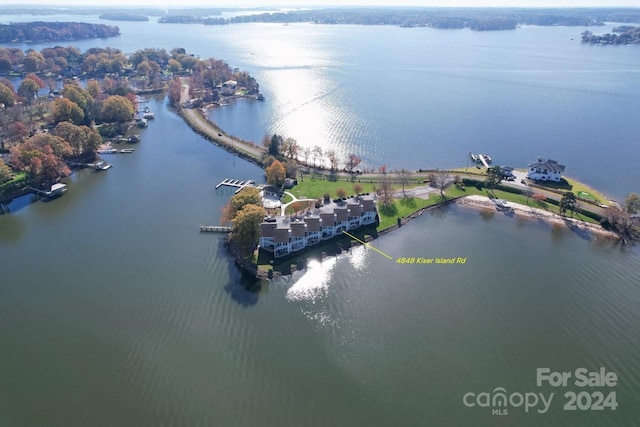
[95,161,113,170]
[119,149,135,153]
[143,112,155,120]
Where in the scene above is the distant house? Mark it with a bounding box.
[221,80,238,96]
[260,194,378,258]
[526,157,565,182]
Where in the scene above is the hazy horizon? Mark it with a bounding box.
[1,1,640,9]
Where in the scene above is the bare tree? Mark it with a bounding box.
[397,168,412,197]
[302,146,311,166]
[379,167,393,205]
[327,149,339,172]
[346,153,362,172]
[434,169,451,198]
[312,145,323,169]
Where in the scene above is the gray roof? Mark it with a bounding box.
[527,158,565,173]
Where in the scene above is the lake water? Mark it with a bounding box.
[1,16,640,426]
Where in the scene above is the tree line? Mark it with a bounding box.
[0,22,119,43]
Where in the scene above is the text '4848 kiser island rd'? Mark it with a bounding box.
[395,257,467,265]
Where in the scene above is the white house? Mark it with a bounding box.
[526,157,565,182]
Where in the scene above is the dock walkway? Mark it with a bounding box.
[200,225,231,233]
[215,178,256,194]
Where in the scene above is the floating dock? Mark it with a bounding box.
[215,178,256,194]
[470,153,492,168]
[200,225,231,233]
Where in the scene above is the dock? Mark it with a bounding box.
[470,153,492,168]
[215,178,256,194]
[478,154,491,168]
[200,225,231,233]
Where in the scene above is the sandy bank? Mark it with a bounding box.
[457,195,619,240]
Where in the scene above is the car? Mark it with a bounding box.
[217,133,222,137]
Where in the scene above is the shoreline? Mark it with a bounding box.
[456,195,619,240]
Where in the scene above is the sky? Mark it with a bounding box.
[3,0,640,8]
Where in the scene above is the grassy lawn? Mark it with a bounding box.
[376,195,435,231]
[564,177,610,205]
[290,176,378,200]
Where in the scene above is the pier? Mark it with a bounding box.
[215,178,256,194]
[200,225,232,233]
[469,153,492,168]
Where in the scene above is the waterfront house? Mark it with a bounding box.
[304,217,322,245]
[260,194,378,258]
[290,221,307,252]
[259,222,277,251]
[274,228,291,258]
[320,212,338,239]
[526,157,565,182]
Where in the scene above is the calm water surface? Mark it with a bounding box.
[1,16,640,426]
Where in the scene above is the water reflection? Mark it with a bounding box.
[286,257,337,302]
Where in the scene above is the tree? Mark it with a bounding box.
[0,82,15,107]
[282,137,299,160]
[168,77,182,107]
[434,169,451,198]
[221,186,262,224]
[0,158,12,183]
[311,145,323,168]
[485,166,503,190]
[397,168,412,197]
[559,191,577,216]
[17,78,41,106]
[603,207,639,244]
[10,134,72,187]
[346,153,362,173]
[268,134,282,157]
[327,149,339,171]
[86,80,101,99]
[168,58,181,74]
[51,98,84,125]
[379,174,393,205]
[336,188,347,198]
[101,95,134,123]
[265,159,286,188]
[623,193,640,214]
[231,203,266,255]
[54,122,101,157]
[353,183,363,194]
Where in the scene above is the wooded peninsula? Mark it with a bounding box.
[192,8,640,31]
[0,22,120,43]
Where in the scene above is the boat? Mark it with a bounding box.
[97,148,117,154]
[143,112,155,120]
[469,153,479,162]
[482,154,493,164]
[44,183,67,197]
[257,93,265,101]
[119,149,135,153]
[95,161,113,170]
